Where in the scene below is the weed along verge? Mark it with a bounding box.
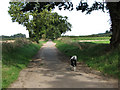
[55,40,119,79]
[2,38,45,88]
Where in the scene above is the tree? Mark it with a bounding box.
[8,2,72,43]
[105,30,110,34]
[8,1,120,48]
[106,2,120,48]
[11,33,26,38]
[76,1,120,48]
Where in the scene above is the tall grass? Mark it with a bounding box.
[55,40,119,79]
[2,38,45,88]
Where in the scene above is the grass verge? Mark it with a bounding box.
[55,40,119,79]
[2,39,45,88]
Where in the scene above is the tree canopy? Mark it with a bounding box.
[8,2,72,43]
[8,1,120,48]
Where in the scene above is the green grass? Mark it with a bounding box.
[90,41,110,44]
[70,37,110,41]
[2,40,46,88]
[61,36,111,43]
[55,40,119,79]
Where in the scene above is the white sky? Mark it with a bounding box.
[0,0,111,37]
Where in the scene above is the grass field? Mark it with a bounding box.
[91,41,110,44]
[54,37,119,79]
[67,36,111,41]
[2,39,46,88]
[60,37,110,44]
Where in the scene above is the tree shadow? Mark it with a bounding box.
[24,45,118,88]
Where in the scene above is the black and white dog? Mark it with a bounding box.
[70,55,77,71]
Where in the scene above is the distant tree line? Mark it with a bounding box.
[0,33,26,40]
[89,31,112,37]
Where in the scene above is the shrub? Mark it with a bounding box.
[14,38,31,47]
[2,38,32,53]
[60,37,72,44]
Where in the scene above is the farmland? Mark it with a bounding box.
[70,36,110,40]
[61,36,110,44]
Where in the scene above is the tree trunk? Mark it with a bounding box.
[29,31,32,38]
[106,2,120,48]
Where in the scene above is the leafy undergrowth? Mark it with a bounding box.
[2,39,45,88]
[55,40,119,79]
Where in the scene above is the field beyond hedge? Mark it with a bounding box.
[70,37,111,42]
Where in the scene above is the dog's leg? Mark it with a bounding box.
[70,65,73,71]
[73,67,76,71]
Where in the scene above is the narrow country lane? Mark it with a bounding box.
[9,40,118,88]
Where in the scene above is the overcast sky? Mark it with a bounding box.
[0,0,111,37]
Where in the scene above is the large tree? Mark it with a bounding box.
[106,2,120,48]
[76,1,120,48]
[8,2,72,43]
[8,1,120,48]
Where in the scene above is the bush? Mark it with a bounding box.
[60,37,72,44]
[2,43,41,88]
[14,38,31,47]
[2,38,32,53]
[2,40,45,88]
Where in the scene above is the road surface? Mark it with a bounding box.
[9,40,118,88]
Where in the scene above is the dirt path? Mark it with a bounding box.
[9,41,118,88]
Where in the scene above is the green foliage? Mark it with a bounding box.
[8,3,72,42]
[55,40,119,79]
[2,39,45,88]
[11,33,26,38]
[2,38,31,53]
[1,33,26,41]
[105,30,111,34]
[76,1,106,14]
